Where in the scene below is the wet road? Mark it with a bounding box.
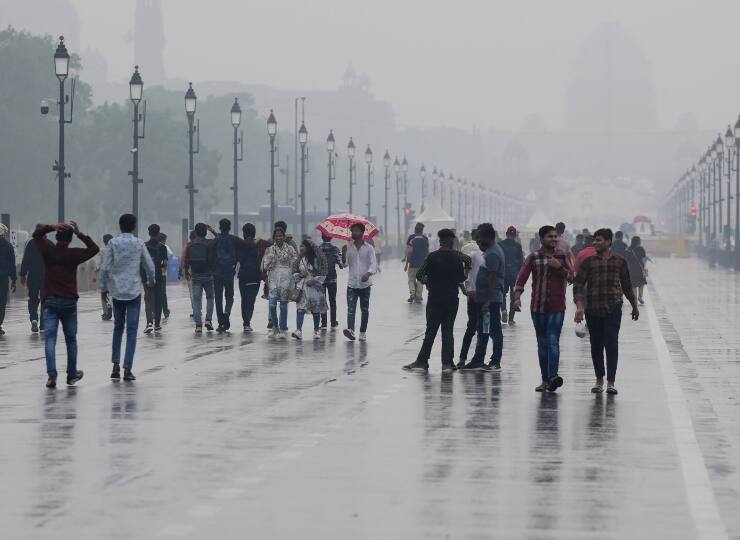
[0,259,736,539]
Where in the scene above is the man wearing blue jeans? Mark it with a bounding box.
[342,223,377,341]
[101,214,155,382]
[462,223,505,371]
[185,223,217,333]
[514,225,574,392]
[33,221,99,388]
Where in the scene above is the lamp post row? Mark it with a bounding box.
[662,115,740,265]
[44,37,527,243]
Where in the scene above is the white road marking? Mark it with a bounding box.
[646,292,728,540]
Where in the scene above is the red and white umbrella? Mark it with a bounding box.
[316,213,379,242]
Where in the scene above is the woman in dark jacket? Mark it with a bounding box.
[625,236,647,305]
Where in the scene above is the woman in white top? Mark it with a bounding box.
[291,239,327,340]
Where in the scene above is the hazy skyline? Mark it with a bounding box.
[2,0,736,133]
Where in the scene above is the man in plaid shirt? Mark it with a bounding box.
[573,228,639,395]
[514,225,574,392]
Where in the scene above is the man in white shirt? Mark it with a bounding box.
[101,214,156,382]
[341,223,378,341]
[458,228,485,368]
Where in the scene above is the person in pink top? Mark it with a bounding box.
[575,235,596,272]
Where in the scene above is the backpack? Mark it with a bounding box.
[216,235,237,271]
[188,241,210,275]
[142,241,166,281]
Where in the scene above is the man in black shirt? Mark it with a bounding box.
[405,222,429,303]
[403,229,466,372]
[20,224,46,333]
[319,234,343,329]
[237,223,268,333]
[143,224,168,333]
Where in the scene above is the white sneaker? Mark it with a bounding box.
[269,327,279,338]
[292,330,303,340]
[359,332,367,341]
[278,330,288,339]
[144,322,153,334]
[343,328,356,341]
[313,330,321,339]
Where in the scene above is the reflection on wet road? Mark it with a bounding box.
[0,260,735,538]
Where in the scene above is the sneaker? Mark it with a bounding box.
[267,320,274,329]
[154,325,162,332]
[591,382,604,393]
[359,332,367,342]
[456,359,467,369]
[292,329,303,340]
[216,325,226,333]
[331,322,339,330]
[144,322,153,334]
[461,361,490,371]
[313,330,321,339]
[123,368,136,381]
[46,376,57,389]
[319,324,328,330]
[278,330,288,339]
[268,327,279,338]
[547,375,564,392]
[195,325,203,334]
[441,362,457,372]
[0,326,5,336]
[535,381,548,392]
[488,361,502,371]
[343,328,356,341]
[204,320,214,331]
[111,364,120,379]
[163,309,170,319]
[501,310,508,323]
[508,319,516,326]
[31,320,39,333]
[403,360,429,372]
[243,325,253,334]
[639,299,645,305]
[66,370,84,386]
[606,383,618,395]
[415,297,423,304]
[407,296,414,303]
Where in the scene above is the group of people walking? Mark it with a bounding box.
[404,222,640,395]
[0,213,647,394]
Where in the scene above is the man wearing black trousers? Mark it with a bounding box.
[574,228,639,395]
[143,224,168,334]
[20,224,46,333]
[319,234,343,330]
[236,223,267,334]
[403,229,466,372]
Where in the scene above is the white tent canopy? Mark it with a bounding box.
[414,200,456,238]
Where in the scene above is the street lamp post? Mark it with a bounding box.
[402,156,409,207]
[230,98,244,230]
[457,177,463,228]
[439,169,445,208]
[299,121,308,237]
[698,158,705,247]
[383,151,391,248]
[347,138,356,213]
[432,167,439,199]
[420,164,427,213]
[52,36,73,222]
[735,116,740,262]
[725,127,734,251]
[394,157,402,255]
[128,65,145,221]
[365,145,373,218]
[267,110,277,228]
[448,173,455,217]
[326,130,335,215]
[184,82,198,230]
[716,136,724,246]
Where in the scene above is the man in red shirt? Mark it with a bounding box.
[513,225,574,392]
[33,221,99,388]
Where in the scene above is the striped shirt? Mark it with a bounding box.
[515,248,574,313]
[573,252,635,316]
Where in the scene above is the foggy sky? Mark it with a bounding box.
[56,0,740,133]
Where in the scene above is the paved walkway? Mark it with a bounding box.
[0,260,734,539]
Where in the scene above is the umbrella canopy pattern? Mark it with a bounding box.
[316,213,379,242]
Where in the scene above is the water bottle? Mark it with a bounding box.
[482,311,491,335]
